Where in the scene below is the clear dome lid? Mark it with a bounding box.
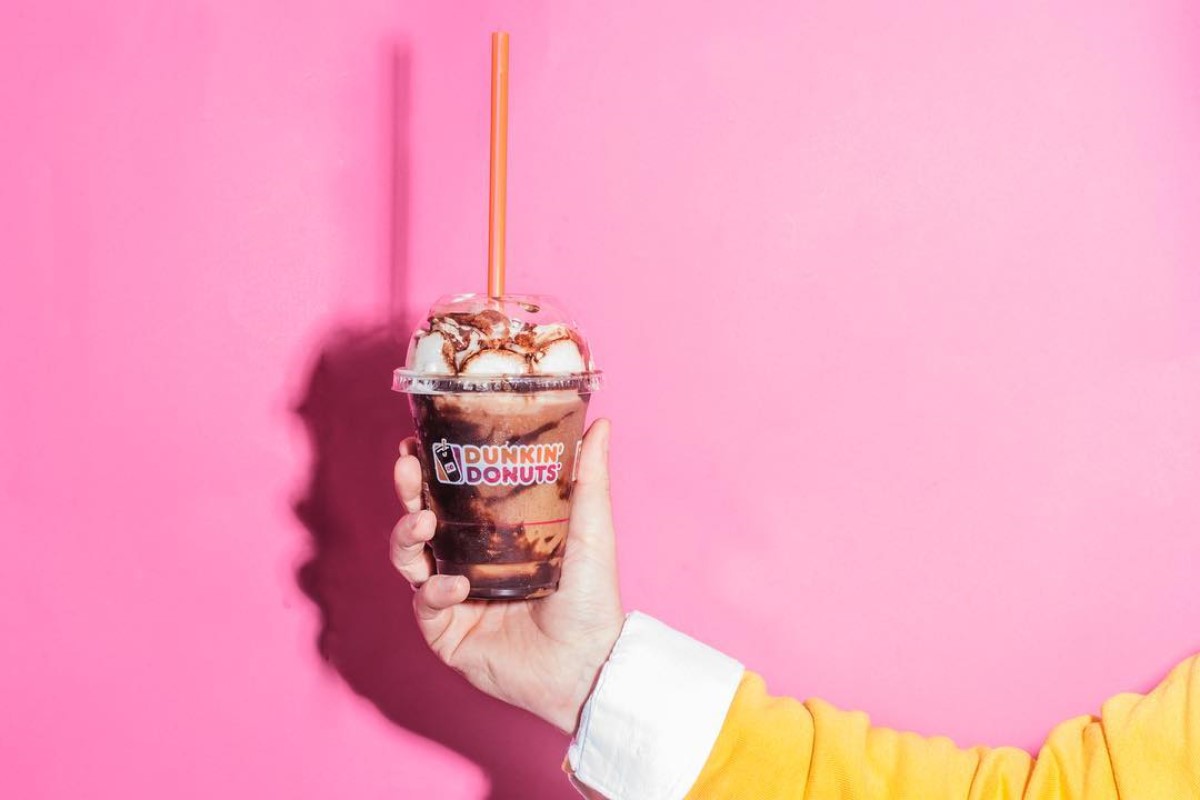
[393,293,601,394]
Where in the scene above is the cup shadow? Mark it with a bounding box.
[293,326,575,799]
[290,42,576,799]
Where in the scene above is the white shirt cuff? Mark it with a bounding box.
[566,612,744,800]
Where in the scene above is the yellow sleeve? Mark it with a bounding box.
[685,655,1200,799]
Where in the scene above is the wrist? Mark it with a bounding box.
[548,618,624,734]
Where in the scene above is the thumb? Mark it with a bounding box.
[564,419,616,568]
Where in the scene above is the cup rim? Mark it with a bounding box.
[392,368,602,395]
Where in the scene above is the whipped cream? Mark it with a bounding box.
[406,308,593,376]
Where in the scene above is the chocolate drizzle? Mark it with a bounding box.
[413,309,590,377]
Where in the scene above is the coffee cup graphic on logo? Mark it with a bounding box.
[431,440,464,485]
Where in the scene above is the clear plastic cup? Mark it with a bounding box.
[393,294,601,599]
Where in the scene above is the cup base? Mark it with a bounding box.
[437,559,560,601]
[466,584,558,601]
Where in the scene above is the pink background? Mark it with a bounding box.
[3,1,1198,797]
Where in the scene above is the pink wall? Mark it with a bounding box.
[3,1,1198,797]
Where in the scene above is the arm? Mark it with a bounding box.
[569,614,1198,799]
[692,656,1200,798]
[389,427,1197,799]
[690,673,1037,799]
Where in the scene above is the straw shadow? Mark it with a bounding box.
[292,43,576,799]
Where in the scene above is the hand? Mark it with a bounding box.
[390,419,624,734]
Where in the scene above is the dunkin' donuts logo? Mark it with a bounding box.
[431,439,564,486]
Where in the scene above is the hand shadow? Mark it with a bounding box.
[293,323,577,798]
[291,41,575,799]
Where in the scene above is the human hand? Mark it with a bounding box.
[390,419,624,735]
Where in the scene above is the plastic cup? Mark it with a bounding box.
[393,294,600,599]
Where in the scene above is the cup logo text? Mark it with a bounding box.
[432,440,563,486]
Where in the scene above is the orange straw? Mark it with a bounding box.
[487,32,510,299]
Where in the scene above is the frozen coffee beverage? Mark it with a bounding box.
[393,294,601,599]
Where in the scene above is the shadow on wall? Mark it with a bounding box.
[292,44,577,800]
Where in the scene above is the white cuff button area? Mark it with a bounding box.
[567,612,745,800]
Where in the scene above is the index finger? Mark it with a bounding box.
[394,452,424,515]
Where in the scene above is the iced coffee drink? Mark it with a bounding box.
[393,294,600,599]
